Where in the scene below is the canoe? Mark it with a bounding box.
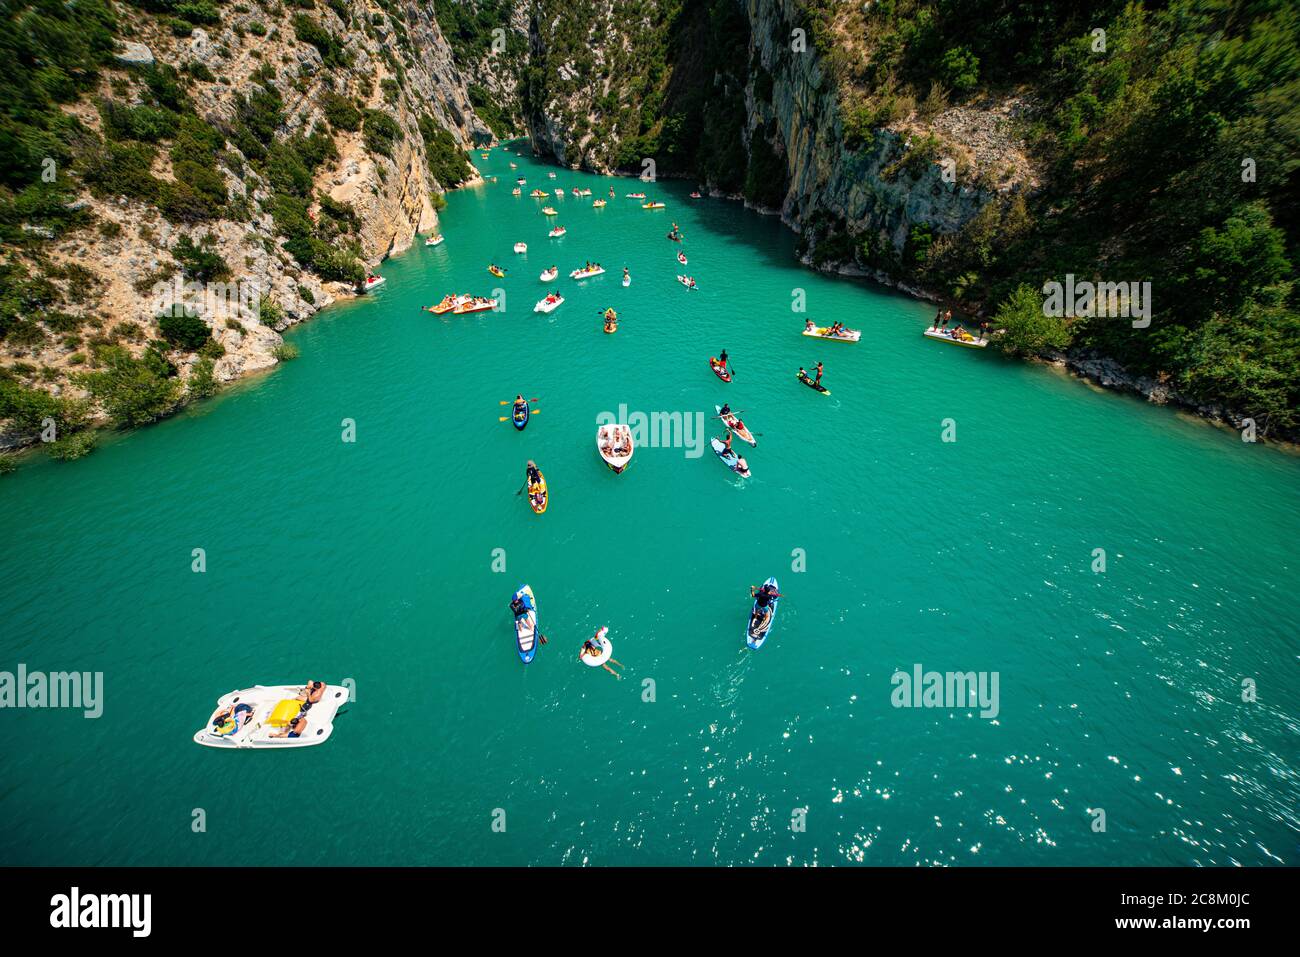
[709,357,731,382]
[596,423,634,473]
[193,683,350,749]
[747,577,779,649]
[570,266,605,279]
[511,585,539,664]
[677,275,697,289]
[803,326,860,342]
[534,294,564,313]
[715,406,755,446]
[526,464,547,514]
[924,329,988,349]
[796,371,830,395]
[512,401,530,431]
[710,437,751,478]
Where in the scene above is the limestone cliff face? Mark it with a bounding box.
[9,1,492,414]
[518,0,1031,274]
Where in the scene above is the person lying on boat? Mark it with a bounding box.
[271,715,308,739]
[212,702,255,735]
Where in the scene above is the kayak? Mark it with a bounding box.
[677,252,687,265]
[747,577,779,649]
[677,275,697,289]
[582,627,613,667]
[512,401,530,431]
[526,462,547,514]
[570,266,605,279]
[603,308,618,333]
[924,328,988,348]
[710,437,751,478]
[803,325,860,342]
[511,584,539,664]
[796,371,830,395]
[488,265,506,278]
[548,226,567,237]
[715,405,755,446]
[709,357,731,382]
[534,294,564,313]
[596,423,634,473]
[540,268,558,282]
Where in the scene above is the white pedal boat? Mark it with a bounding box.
[570,266,605,279]
[540,267,559,282]
[597,423,634,473]
[193,683,348,749]
[534,294,564,313]
[924,328,988,349]
[803,325,861,342]
[514,242,528,253]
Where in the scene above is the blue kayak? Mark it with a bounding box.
[512,400,529,430]
[747,577,779,649]
[512,584,539,663]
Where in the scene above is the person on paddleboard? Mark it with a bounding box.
[813,361,824,385]
[718,349,729,373]
[622,266,630,281]
[751,581,783,605]
[722,429,734,453]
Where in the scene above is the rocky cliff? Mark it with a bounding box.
[3,0,493,439]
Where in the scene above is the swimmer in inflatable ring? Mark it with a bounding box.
[579,630,624,679]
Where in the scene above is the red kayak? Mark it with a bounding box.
[709,357,731,382]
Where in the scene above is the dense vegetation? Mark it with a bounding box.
[797,0,1299,432]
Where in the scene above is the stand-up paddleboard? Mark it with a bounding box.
[796,371,830,395]
[747,577,779,649]
[512,584,539,664]
[582,627,613,667]
[710,437,751,478]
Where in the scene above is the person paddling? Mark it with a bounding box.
[813,361,824,386]
[718,349,729,373]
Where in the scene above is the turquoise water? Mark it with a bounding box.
[1,145,1297,866]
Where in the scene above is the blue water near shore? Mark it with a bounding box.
[0,145,1296,865]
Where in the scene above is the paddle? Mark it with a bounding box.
[499,410,539,421]
[499,398,540,405]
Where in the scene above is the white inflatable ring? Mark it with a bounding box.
[583,629,613,667]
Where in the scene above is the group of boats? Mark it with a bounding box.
[424,293,497,315]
